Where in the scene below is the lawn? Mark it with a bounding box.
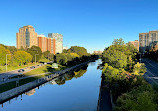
[24,64,67,76]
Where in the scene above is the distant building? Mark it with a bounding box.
[93,51,103,54]
[63,46,68,50]
[16,25,38,49]
[37,35,56,54]
[128,40,139,51]
[139,30,158,53]
[16,26,63,55]
[48,33,63,54]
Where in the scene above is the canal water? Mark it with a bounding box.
[0,59,102,111]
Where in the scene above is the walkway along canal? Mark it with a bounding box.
[0,59,111,111]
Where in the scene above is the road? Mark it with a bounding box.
[142,58,158,85]
[0,63,46,82]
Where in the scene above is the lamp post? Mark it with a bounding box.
[35,54,38,65]
[140,53,141,63]
[6,54,11,71]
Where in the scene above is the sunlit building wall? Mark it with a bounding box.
[16,25,38,49]
[139,30,158,53]
[48,33,63,54]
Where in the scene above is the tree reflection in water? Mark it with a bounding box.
[54,65,88,85]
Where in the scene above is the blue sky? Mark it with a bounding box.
[1,0,158,53]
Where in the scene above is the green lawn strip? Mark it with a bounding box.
[24,64,68,76]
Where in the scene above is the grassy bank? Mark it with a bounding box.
[24,64,67,76]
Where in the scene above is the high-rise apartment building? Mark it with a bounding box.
[48,33,63,54]
[37,35,56,54]
[139,30,158,53]
[128,40,139,51]
[16,25,38,49]
[16,25,62,55]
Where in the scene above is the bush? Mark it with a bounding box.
[114,83,158,111]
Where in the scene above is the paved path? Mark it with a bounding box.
[142,58,158,85]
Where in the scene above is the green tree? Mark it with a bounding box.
[27,46,42,62]
[133,62,146,76]
[103,49,127,68]
[68,46,88,57]
[0,45,11,65]
[43,51,50,59]
[56,53,67,65]
[7,46,17,54]
[13,51,32,66]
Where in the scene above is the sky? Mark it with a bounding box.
[1,0,158,53]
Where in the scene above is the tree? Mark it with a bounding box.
[27,46,42,62]
[68,46,88,57]
[0,45,11,65]
[114,84,157,111]
[56,53,67,65]
[103,49,127,68]
[13,51,32,66]
[133,62,146,76]
[112,38,124,46]
[43,51,50,59]
[7,46,17,54]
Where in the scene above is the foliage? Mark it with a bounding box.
[0,45,11,65]
[13,51,32,66]
[27,46,42,62]
[102,38,138,70]
[42,51,54,61]
[68,46,88,57]
[114,83,158,111]
[7,46,17,54]
[133,62,146,75]
[103,49,127,68]
[102,38,147,105]
[56,53,67,65]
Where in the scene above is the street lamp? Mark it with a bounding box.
[6,54,11,71]
[35,54,39,65]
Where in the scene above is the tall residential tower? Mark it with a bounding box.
[16,25,38,49]
[48,33,63,54]
[139,30,158,53]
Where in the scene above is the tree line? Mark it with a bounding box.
[0,44,97,71]
[102,38,158,111]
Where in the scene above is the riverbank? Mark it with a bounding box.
[97,74,112,111]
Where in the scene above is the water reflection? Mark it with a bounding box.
[25,89,36,96]
[53,65,88,85]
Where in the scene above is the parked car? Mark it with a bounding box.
[30,66,36,69]
[18,69,25,72]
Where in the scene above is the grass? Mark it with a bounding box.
[39,58,50,63]
[24,64,67,76]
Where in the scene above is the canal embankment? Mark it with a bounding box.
[97,74,112,111]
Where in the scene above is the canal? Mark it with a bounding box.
[0,59,102,111]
